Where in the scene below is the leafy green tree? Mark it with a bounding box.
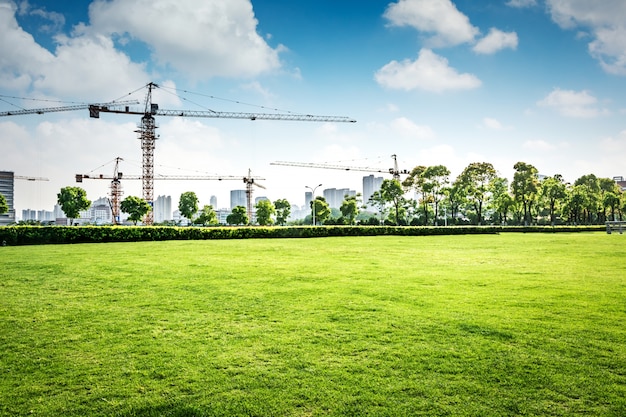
[490,177,513,225]
[380,179,406,226]
[311,196,330,225]
[120,195,151,225]
[340,194,360,225]
[540,175,568,226]
[599,177,621,223]
[445,181,466,225]
[57,186,91,225]
[573,174,601,224]
[255,200,275,226]
[227,205,248,225]
[403,165,428,224]
[274,199,291,225]
[512,162,539,226]
[422,165,450,225]
[457,162,497,225]
[367,190,387,224]
[178,191,199,225]
[0,193,7,215]
[195,205,218,226]
[562,185,588,224]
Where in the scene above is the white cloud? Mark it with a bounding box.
[506,0,537,8]
[546,0,626,75]
[482,117,505,130]
[537,88,608,118]
[383,0,479,47]
[473,28,518,54]
[88,0,282,79]
[390,117,435,140]
[375,48,482,92]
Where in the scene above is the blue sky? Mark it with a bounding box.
[1,0,626,215]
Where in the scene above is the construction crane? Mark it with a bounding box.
[88,82,355,224]
[0,100,138,117]
[271,154,409,180]
[0,173,49,182]
[243,168,266,221]
[76,157,263,224]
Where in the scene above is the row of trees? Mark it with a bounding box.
[14,160,623,227]
[368,161,625,226]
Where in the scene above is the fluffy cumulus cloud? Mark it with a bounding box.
[87,0,281,79]
[390,117,435,140]
[473,28,518,54]
[375,48,481,92]
[0,0,282,99]
[537,88,608,118]
[383,0,479,47]
[546,0,626,75]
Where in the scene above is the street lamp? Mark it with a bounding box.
[305,183,322,226]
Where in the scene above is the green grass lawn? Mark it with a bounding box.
[1,233,625,416]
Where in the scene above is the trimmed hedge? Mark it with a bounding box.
[0,225,606,246]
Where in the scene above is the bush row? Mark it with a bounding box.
[0,225,606,246]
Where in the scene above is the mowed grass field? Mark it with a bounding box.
[1,233,625,416]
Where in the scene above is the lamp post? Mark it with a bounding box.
[305,183,322,226]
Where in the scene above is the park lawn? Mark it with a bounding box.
[0,233,625,416]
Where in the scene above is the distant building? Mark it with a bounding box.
[0,171,15,225]
[210,195,217,209]
[154,195,172,223]
[614,176,626,191]
[323,188,356,209]
[363,175,384,209]
[230,190,247,209]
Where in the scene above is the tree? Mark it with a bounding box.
[403,165,428,224]
[540,175,567,226]
[457,162,497,225]
[178,191,199,225]
[380,179,406,225]
[120,196,151,225]
[274,199,291,225]
[422,165,450,225]
[255,200,275,226]
[57,186,91,225]
[195,205,218,226]
[340,194,360,225]
[367,190,387,224]
[490,177,513,225]
[311,196,331,225]
[0,193,7,215]
[227,205,249,225]
[511,162,539,226]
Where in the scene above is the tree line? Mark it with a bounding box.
[19,160,622,226]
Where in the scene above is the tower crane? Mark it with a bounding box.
[6,82,354,225]
[76,157,264,224]
[0,173,49,182]
[271,154,409,180]
[243,168,266,221]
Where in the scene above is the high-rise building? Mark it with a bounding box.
[0,171,15,225]
[230,190,247,210]
[323,188,356,209]
[154,195,172,223]
[210,195,217,209]
[363,175,384,209]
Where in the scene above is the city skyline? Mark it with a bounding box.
[2,1,626,214]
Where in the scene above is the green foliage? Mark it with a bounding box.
[227,205,248,225]
[0,193,7,214]
[273,198,291,225]
[380,179,405,225]
[178,191,199,223]
[194,205,217,226]
[254,199,275,226]
[120,195,151,225]
[1,234,624,416]
[311,196,330,225]
[57,186,91,222]
[339,194,360,225]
